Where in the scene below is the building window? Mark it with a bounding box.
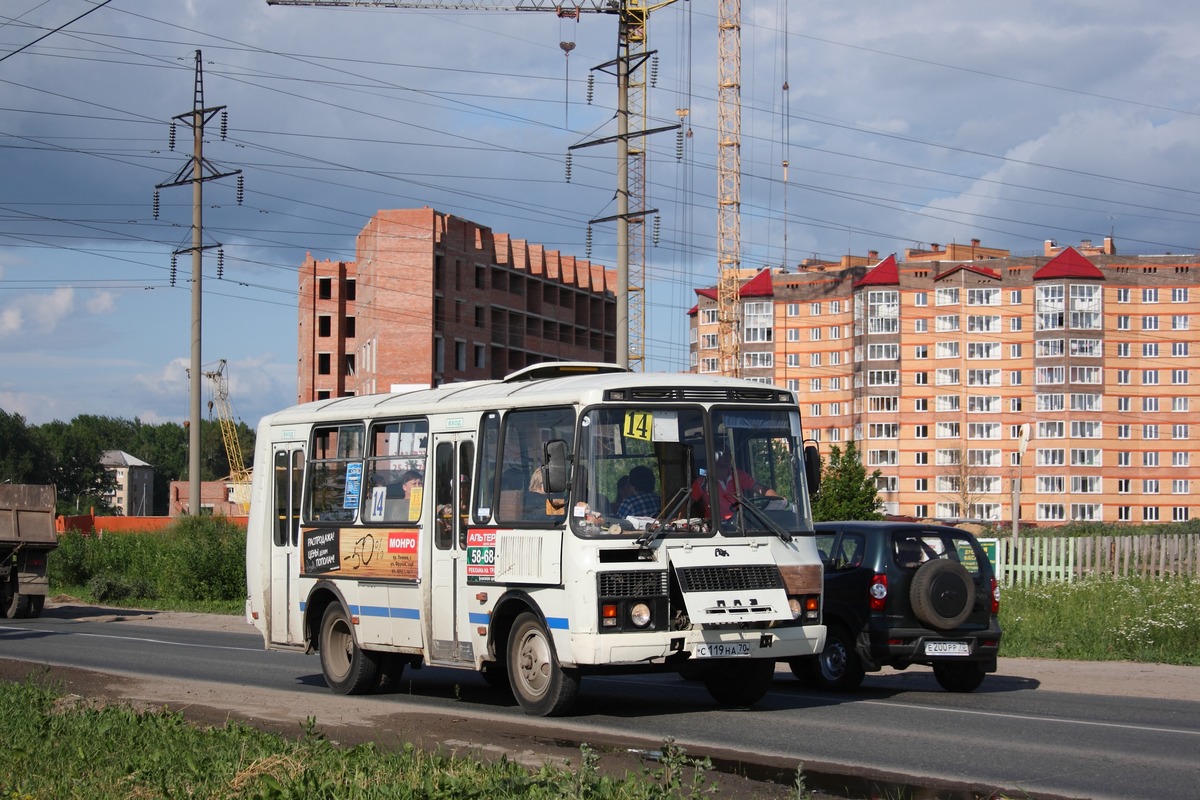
[1035,284,1065,330]
[1143,507,1160,522]
[317,353,331,375]
[935,287,959,306]
[1116,288,1130,303]
[1143,287,1159,303]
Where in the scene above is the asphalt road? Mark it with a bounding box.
[2,603,1198,800]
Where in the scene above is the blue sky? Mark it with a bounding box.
[2,1,1199,428]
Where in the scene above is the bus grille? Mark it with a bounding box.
[675,565,783,593]
[598,570,669,597]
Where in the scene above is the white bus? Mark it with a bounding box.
[245,363,825,716]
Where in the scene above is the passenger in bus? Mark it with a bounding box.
[526,468,566,517]
[617,466,660,518]
[690,450,778,520]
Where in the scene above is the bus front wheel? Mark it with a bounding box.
[507,612,579,716]
[318,602,379,695]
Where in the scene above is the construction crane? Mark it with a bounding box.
[204,360,251,512]
[715,0,741,378]
[266,0,679,371]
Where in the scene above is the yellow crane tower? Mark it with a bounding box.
[266,0,679,372]
[204,359,251,512]
[715,0,741,378]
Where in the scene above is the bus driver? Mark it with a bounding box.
[690,450,778,521]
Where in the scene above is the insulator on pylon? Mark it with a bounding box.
[675,129,684,160]
[564,153,573,183]
[170,253,177,287]
[653,214,661,246]
[236,174,245,205]
[168,123,176,151]
[152,190,160,220]
[585,225,593,259]
[586,73,594,104]
[220,110,228,140]
[217,248,225,279]
[650,55,659,88]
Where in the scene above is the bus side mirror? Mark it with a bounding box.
[804,444,821,497]
[543,439,569,494]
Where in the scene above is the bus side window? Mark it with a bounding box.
[434,442,454,549]
[473,412,500,524]
[305,424,364,523]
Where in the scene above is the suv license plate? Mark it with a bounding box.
[694,642,752,658]
[926,641,970,656]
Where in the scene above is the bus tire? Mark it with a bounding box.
[318,602,379,695]
[703,658,775,708]
[507,612,579,716]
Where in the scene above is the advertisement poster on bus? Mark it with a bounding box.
[302,526,419,580]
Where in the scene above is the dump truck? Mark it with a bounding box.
[0,484,59,618]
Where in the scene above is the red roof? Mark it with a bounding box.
[853,254,899,287]
[1034,246,1105,280]
[689,269,774,313]
[935,263,1002,282]
[740,269,775,297]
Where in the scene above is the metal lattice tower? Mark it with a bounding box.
[716,0,741,377]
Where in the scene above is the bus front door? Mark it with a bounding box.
[427,434,475,664]
[270,445,304,645]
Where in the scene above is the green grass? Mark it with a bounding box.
[0,674,762,800]
[50,517,246,615]
[999,575,1200,665]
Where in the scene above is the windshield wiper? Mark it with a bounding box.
[731,494,794,544]
[635,486,690,548]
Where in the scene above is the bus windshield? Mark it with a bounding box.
[571,405,811,538]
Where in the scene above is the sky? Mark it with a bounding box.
[2,1,1199,430]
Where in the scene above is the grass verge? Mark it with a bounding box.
[0,672,782,799]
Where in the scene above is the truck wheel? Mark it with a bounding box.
[318,602,379,695]
[910,559,975,630]
[799,624,865,692]
[5,589,42,619]
[704,659,775,707]
[933,661,987,692]
[507,612,578,716]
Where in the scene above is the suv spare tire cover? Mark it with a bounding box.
[909,559,976,630]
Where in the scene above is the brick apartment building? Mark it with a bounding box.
[689,238,1200,526]
[298,207,617,401]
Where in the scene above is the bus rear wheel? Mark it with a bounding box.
[507,612,579,716]
[318,602,379,695]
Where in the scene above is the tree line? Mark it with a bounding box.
[0,410,254,517]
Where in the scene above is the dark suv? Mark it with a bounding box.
[791,521,1002,693]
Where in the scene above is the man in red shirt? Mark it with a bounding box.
[690,450,778,520]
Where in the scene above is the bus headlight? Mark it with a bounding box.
[629,602,652,628]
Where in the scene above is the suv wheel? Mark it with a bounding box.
[794,624,864,692]
[910,559,976,630]
[933,661,987,692]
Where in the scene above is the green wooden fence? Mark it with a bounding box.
[978,534,1200,585]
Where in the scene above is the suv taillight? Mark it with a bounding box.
[991,577,1000,614]
[868,573,888,612]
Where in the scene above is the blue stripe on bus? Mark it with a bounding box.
[351,605,420,620]
[546,617,569,630]
[468,612,490,625]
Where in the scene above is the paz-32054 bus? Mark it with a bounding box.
[245,363,826,716]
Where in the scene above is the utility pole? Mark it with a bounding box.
[155,50,242,515]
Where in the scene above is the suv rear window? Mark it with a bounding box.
[892,532,984,577]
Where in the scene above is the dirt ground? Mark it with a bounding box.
[4,602,1199,798]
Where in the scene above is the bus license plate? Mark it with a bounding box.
[925,641,970,656]
[694,642,752,658]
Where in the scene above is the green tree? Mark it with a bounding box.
[0,409,51,484]
[36,418,115,515]
[811,440,884,522]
